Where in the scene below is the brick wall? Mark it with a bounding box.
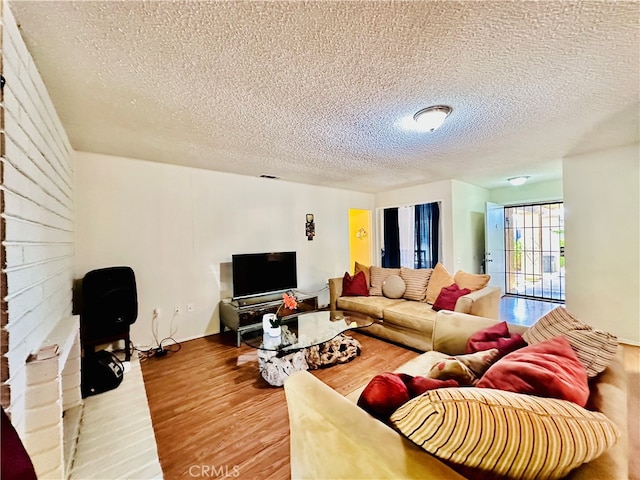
[1,0,75,432]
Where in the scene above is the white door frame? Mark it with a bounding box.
[485,202,506,294]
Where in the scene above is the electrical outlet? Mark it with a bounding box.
[174,305,180,314]
[187,303,194,312]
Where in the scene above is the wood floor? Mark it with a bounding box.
[142,310,640,480]
[141,331,419,479]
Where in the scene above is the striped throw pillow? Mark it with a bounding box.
[523,307,618,377]
[369,266,400,296]
[400,267,432,301]
[390,388,620,480]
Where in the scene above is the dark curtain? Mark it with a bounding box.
[382,208,400,267]
[415,202,439,268]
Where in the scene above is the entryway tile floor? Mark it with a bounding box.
[499,295,562,327]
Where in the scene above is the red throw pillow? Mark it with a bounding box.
[342,271,369,297]
[476,336,590,407]
[432,283,471,311]
[357,373,410,420]
[466,321,527,357]
[357,373,457,420]
[406,376,459,397]
[467,321,509,349]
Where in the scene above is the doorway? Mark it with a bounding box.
[349,209,371,272]
[504,202,565,301]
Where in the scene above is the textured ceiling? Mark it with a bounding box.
[9,0,640,193]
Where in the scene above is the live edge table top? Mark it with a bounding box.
[241,310,375,353]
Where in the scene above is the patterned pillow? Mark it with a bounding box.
[425,263,455,304]
[428,349,500,386]
[523,306,618,377]
[390,388,620,480]
[400,267,432,301]
[369,266,400,296]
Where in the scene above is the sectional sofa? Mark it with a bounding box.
[329,263,501,351]
[284,310,628,479]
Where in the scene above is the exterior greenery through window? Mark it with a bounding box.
[504,202,565,301]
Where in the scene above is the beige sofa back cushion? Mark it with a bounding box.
[400,267,432,301]
[369,266,401,296]
[425,263,455,304]
[453,270,490,291]
[354,261,371,287]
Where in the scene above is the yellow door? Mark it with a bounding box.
[349,209,371,272]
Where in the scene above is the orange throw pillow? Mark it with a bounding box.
[453,270,490,291]
[425,263,455,304]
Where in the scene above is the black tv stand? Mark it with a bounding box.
[220,293,318,346]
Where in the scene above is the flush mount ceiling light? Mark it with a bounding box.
[507,176,530,186]
[413,105,452,132]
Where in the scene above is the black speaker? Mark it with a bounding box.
[81,266,138,340]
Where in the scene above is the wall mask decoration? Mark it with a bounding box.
[305,214,315,241]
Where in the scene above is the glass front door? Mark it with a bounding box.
[504,202,565,301]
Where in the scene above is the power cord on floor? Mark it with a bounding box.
[134,308,183,360]
[132,337,182,361]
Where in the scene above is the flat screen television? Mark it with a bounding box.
[232,251,297,299]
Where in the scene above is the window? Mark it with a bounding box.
[380,202,440,269]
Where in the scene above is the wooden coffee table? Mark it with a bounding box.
[241,310,375,386]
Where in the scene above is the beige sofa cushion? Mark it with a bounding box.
[400,267,432,301]
[369,266,401,296]
[354,261,371,287]
[425,263,455,304]
[383,301,437,332]
[453,270,490,291]
[337,295,403,318]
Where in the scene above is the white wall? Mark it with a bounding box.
[74,152,373,347]
[563,144,639,345]
[1,2,75,426]
[451,180,490,273]
[490,179,563,205]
